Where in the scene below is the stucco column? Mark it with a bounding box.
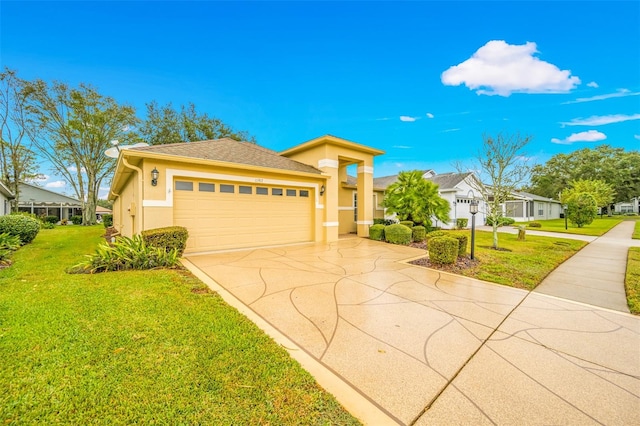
[356,162,374,237]
[318,159,340,242]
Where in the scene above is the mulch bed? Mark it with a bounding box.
[408,241,479,273]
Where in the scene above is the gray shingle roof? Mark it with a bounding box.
[368,171,473,190]
[130,138,322,175]
[512,191,560,202]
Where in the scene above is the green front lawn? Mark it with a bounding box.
[633,220,640,240]
[515,217,623,236]
[447,230,586,290]
[0,226,359,424]
[626,247,640,315]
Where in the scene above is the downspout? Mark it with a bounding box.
[121,156,145,233]
[109,189,122,237]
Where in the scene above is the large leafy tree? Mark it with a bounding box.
[136,101,255,145]
[24,80,138,225]
[382,170,450,226]
[528,145,640,209]
[561,179,615,213]
[0,68,42,210]
[565,192,598,227]
[459,132,532,249]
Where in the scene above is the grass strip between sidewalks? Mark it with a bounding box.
[0,226,360,425]
[626,247,640,315]
[515,217,623,236]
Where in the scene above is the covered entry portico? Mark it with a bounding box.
[281,135,384,241]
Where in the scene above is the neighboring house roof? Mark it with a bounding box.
[130,138,322,175]
[367,170,474,191]
[96,206,112,214]
[510,191,561,203]
[0,181,14,199]
[17,182,82,206]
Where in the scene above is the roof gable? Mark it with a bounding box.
[18,182,81,205]
[371,171,473,190]
[130,138,322,175]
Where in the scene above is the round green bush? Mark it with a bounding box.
[369,224,385,241]
[102,214,113,228]
[70,215,83,225]
[399,220,414,229]
[528,222,542,228]
[412,225,426,242]
[384,224,412,245]
[141,226,189,257]
[425,230,447,242]
[451,234,468,257]
[0,215,41,244]
[44,215,58,224]
[428,236,458,264]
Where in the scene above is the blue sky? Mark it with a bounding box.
[1,1,639,197]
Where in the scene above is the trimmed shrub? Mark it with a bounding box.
[0,233,22,261]
[102,214,113,228]
[412,225,426,242]
[428,236,458,265]
[399,221,414,229]
[69,235,180,274]
[0,215,41,244]
[486,216,515,227]
[384,224,412,245]
[425,230,447,242]
[528,221,542,228]
[70,215,83,225]
[369,224,385,241]
[141,226,189,256]
[43,215,58,224]
[374,218,396,226]
[450,234,468,257]
[455,218,468,229]
[41,222,55,229]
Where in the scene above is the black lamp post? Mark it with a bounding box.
[469,198,479,260]
[563,204,568,230]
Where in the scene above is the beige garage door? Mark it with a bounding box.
[173,179,314,252]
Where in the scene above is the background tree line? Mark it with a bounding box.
[0,68,253,225]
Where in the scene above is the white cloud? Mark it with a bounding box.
[441,128,460,133]
[392,145,411,149]
[375,117,391,121]
[561,114,640,126]
[426,113,434,119]
[67,165,87,173]
[562,88,640,104]
[400,116,419,122]
[587,81,599,88]
[441,40,580,96]
[45,180,67,188]
[634,135,640,140]
[551,130,607,145]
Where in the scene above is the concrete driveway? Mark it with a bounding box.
[183,237,640,425]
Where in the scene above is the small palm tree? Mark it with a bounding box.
[382,170,450,226]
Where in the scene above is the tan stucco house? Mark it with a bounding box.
[109,135,383,254]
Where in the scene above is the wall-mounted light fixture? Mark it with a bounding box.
[151,167,159,186]
[319,185,326,196]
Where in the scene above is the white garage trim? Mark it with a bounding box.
[143,168,324,208]
[323,222,339,227]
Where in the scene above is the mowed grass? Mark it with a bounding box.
[450,230,586,290]
[0,226,360,425]
[626,247,640,315]
[633,220,640,240]
[516,217,623,236]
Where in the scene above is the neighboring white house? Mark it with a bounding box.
[17,182,82,221]
[613,197,639,214]
[0,181,15,215]
[372,170,487,229]
[504,191,563,222]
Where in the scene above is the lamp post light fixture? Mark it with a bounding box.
[151,167,159,186]
[469,195,479,261]
[319,185,326,196]
[563,204,568,230]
